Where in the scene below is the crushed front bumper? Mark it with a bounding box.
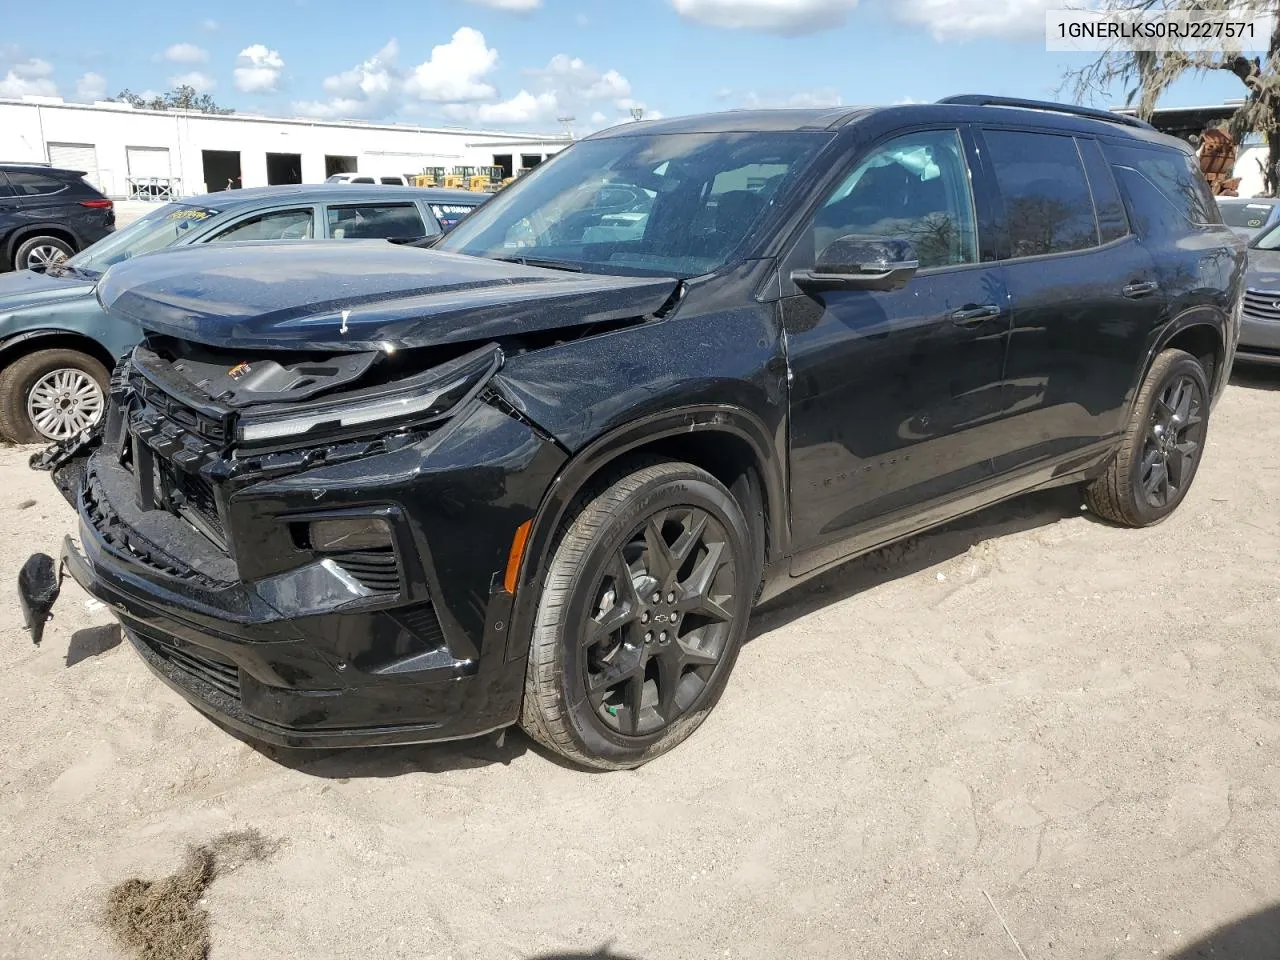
[50,398,565,749]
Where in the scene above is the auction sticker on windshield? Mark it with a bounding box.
[167,207,217,221]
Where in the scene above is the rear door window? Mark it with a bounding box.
[208,208,316,242]
[326,203,426,240]
[983,130,1099,258]
[1076,138,1129,243]
[6,171,67,197]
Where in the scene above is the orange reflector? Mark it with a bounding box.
[504,520,533,595]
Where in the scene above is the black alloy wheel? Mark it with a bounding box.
[521,460,755,770]
[1137,373,1205,509]
[1084,348,1212,527]
[583,505,737,737]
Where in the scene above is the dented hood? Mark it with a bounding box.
[96,241,679,352]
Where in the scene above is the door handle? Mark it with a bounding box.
[949,304,1001,327]
[1122,280,1159,299]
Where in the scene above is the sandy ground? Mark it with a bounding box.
[1,368,1279,960]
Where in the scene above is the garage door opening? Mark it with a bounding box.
[267,152,302,186]
[202,150,242,192]
[493,154,513,179]
[520,154,543,173]
[325,155,357,178]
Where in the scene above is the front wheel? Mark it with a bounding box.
[520,461,756,770]
[14,236,74,272]
[0,348,110,443]
[1084,348,1211,527]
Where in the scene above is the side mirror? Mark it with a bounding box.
[791,235,919,293]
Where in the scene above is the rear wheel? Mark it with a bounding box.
[1084,348,1210,527]
[0,348,109,443]
[520,461,755,770]
[14,236,74,272]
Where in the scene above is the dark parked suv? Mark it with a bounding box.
[0,164,115,272]
[21,96,1244,770]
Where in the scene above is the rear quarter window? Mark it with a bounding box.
[1102,141,1222,227]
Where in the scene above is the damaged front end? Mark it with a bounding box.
[26,332,569,747]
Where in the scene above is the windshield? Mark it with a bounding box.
[62,203,218,276]
[1220,201,1275,231]
[437,131,830,277]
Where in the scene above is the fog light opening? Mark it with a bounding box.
[307,517,393,553]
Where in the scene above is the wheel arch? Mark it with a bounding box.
[0,329,118,373]
[5,224,81,265]
[1130,308,1227,418]
[503,404,788,661]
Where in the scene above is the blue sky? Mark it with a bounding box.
[0,0,1261,133]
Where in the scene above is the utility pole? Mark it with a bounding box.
[557,115,576,140]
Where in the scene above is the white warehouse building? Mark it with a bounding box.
[0,96,572,199]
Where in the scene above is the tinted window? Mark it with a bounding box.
[1113,167,1197,243]
[0,174,14,199]
[351,177,375,184]
[1102,141,1221,226]
[1076,138,1129,243]
[6,171,66,196]
[812,128,978,269]
[379,177,403,185]
[209,208,314,242]
[327,203,425,240]
[984,130,1098,258]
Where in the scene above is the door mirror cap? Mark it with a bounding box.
[792,235,920,293]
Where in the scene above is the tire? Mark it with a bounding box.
[520,461,756,770]
[1084,348,1210,527]
[13,235,74,273]
[0,348,110,444]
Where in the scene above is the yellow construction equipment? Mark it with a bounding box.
[414,166,446,188]
[445,167,476,190]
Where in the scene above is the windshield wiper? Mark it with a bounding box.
[494,255,584,273]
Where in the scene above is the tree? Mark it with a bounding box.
[111,85,233,115]
[1065,0,1280,195]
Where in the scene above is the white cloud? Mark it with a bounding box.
[890,0,1059,39]
[474,90,559,125]
[0,58,57,98]
[294,34,653,132]
[670,0,858,34]
[171,71,216,93]
[404,28,498,101]
[161,42,209,64]
[75,72,107,100]
[234,44,284,93]
[296,39,401,118]
[467,0,541,8]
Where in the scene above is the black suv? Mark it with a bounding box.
[21,96,1244,770]
[0,164,115,272]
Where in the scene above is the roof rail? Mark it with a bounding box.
[936,95,1156,131]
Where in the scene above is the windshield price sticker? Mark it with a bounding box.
[167,208,216,222]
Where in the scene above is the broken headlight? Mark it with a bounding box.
[235,344,503,446]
